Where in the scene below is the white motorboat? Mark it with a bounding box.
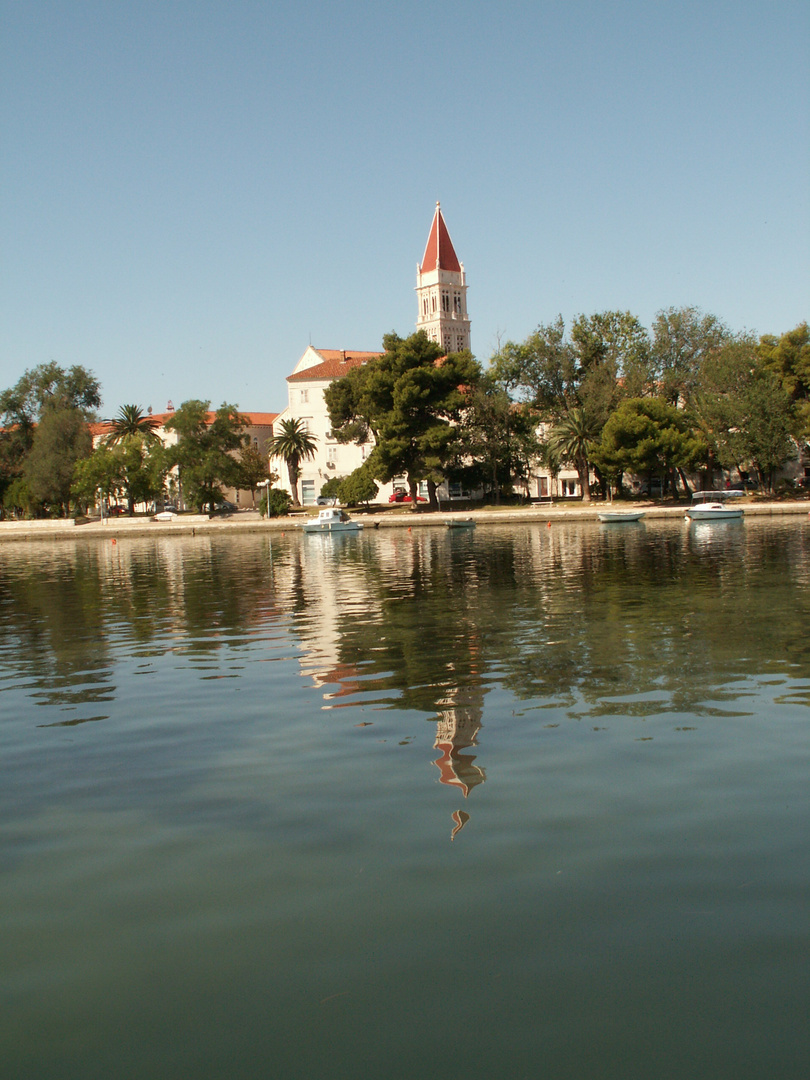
[445,518,476,529]
[300,507,363,534]
[685,491,745,521]
[597,511,645,523]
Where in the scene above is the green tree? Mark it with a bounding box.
[339,466,379,507]
[452,378,540,502]
[0,362,100,508]
[758,322,810,440]
[104,404,161,446]
[0,362,101,425]
[546,408,602,502]
[164,401,248,512]
[71,444,124,510]
[489,317,578,415]
[652,307,729,407]
[593,397,707,497]
[24,405,93,515]
[572,310,654,417]
[269,418,318,506]
[319,476,344,503]
[235,444,274,504]
[326,330,481,510]
[72,439,167,515]
[696,339,797,491]
[489,313,652,499]
[2,477,36,519]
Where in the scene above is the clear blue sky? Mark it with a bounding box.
[2,1,808,416]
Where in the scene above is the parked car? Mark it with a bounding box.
[107,504,127,516]
[316,495,338,506]
[212,501,239,514]
[388,490,427,503]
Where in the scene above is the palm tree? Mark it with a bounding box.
[269,418,318,505]
[547,408,600,502]
[104,404,161,446]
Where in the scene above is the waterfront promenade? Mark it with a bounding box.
[1,499,808,542]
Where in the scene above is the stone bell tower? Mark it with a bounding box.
[416,202,471,354]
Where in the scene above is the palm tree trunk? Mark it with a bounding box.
[577,455,591,502]
[287,461,300,505]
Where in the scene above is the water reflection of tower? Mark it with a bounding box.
[433,680,485,840]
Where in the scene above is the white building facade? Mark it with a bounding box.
[274,348,384,505]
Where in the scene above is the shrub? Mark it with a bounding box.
[261,488,292,517]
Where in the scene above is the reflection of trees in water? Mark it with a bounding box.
[0,545,115,708]
[496,521,810,716]
[3,520,808,726]
[283,521,810,726]
[0,537,287,714]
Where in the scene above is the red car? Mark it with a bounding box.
[388,490,427,503]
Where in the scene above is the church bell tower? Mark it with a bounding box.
[416,203,471,354]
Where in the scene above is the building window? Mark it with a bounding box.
[453,293,462,313]
[300,389,309,404]
[432,294,437,312]
[327,446,338,462]
[301,480,315,505]
[441,291,450,312]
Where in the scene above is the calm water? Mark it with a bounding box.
[2,517,809,1079]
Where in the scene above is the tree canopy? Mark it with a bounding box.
[758,322,810,441]
[163,401,248,512]
[593,397,707,494]
[1,363,100,514]
[104,404,161,446]
[325,330,482,509]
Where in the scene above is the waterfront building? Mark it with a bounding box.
[272,205,475,506]
[90,408,277,510]
[274,348,384,506]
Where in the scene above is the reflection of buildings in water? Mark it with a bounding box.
[434,685,486,841]
[281,536,490,837]
[450,810,470,840]
[433,696,485,797]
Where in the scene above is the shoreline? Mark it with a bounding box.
[1,499,808,543]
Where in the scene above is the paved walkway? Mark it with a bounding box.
[1,499,808,543]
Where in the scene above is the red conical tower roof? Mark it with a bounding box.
[420,202,461,273]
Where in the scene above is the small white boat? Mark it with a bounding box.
[445,518,476,529]
[685,491,744,521]
[300,507,363,534]
[598,511,645,523]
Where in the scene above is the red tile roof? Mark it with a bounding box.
[420,202,461,274]
[287,350,383,382]
[90,411,277,435]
